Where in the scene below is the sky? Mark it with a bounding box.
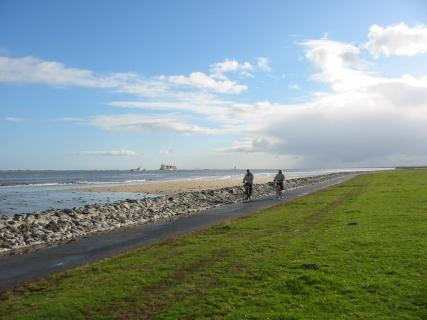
[1,0,427,170]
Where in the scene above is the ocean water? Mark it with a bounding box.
[0,168,392,216]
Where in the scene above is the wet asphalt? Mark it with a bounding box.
[0,174,357,292]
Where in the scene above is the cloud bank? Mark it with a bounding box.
[218,24,427,166]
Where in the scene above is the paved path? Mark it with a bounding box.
[0,174,356,291]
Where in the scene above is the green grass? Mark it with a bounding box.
[1,170,426,319]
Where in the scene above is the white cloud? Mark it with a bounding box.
[220,83,427,166]
[210,59,254,78]
[219,32,427,167]
[160,149,174,154]
[89,114,222,135]
[107,100,227,121]
[218,137,279,153]
[0,56,115,88]
[0,55,171,98]
[0,55,248,96]
[304,39,364,72]
[303,39,372,92]
[5,116,26,123]
[107,91,230,116]
[365,23,427,57]
[211,59,239,73]
[210,57,272,78]
[256,57,272,72]
[168,72,247,94]
[289,84,300,90]
[116,77,169,97]
[74,150,138,156]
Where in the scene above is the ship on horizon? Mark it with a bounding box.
[130,166,146,172]
[159,164,177,171]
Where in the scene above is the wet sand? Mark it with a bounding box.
[62,177,273,195]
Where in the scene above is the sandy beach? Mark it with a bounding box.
[63,177,274,195]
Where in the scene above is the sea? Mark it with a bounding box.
[0,168,393,216]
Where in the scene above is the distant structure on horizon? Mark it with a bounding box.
[159,164,177,171]
[130,166,146,172]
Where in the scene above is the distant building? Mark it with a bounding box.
[160,164,177,171]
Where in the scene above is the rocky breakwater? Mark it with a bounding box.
[0,173,346,254]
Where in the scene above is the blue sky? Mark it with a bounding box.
[1,0,427,169]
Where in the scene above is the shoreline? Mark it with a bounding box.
[54,177,274,195]
[0,173,355,255]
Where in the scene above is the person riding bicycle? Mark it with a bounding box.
[273,169,285,191]
[242,169,254,198]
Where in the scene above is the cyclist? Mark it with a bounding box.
[242,169,254,199]
[273,170,285,199]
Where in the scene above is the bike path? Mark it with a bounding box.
[0,174,357,291]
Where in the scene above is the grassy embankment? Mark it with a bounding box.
[0,170,426,319]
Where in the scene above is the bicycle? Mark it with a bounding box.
[275,182,284,200]
[243,183,252,202]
